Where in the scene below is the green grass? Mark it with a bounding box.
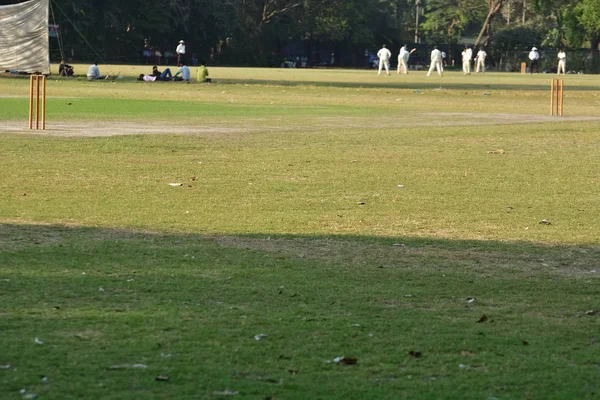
[1,68,599,399]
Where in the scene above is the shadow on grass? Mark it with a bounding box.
[216,77,600,92]
[1,223,598,399]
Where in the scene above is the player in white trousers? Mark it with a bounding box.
[397,45,416,74]
[377,44,392,75]
[426,46,443,76]
[462,46,472,74]
[557,50,566,74]
[475,48,486,73]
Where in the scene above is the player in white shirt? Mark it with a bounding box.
[557,49,566,75]
[426,46,443,77]
[475,48,486,73]
[377,44,392,75]
[176,40,186,65]
[462,46,472,75]
[528,47,540,74]
[397,45,416,74]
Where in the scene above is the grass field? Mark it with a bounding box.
[1,67,599,399]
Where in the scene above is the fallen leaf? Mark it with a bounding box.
[409,351,422,358]
[155,375,170,381]
[477,314,488,323]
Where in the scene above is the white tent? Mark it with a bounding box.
[0,0,49,74]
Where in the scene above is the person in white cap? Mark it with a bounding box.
[557,49,566,75]
[461,46,472,75]
[397,45,416,74]
[475,47,486,73]
[426,46,443,77]
[377,44,392,75]
[176,40,186,65]
[529,47,540,74]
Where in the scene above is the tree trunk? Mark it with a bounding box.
[474,0,503,47]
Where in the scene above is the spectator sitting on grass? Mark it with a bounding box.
[137,73,157,82]
[87,62,105,80]
[59,60,74,77]
[196,61,210,83]
[174,62,190,81]
[151,65,173,81]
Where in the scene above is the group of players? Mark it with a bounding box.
[375,44,567,77]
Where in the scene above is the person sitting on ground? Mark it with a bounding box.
[86,62,105,80]
[174,62,190,81]
[59,60,74,77]
[151,65,173,81]
[137,73,157,82]
[196,61,210,83]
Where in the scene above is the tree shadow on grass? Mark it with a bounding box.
[217,77,600,92]
[1,223,598,399]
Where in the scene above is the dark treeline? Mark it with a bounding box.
[2,0,599,69]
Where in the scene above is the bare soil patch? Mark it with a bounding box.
[1,121,247,137]
[2,112,599,137]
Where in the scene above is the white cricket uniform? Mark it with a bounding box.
[557,51,566,74]
[427,49,443,76]
[462,49,472,74]
[397,47,409,74]
[377,47,392,75]
[475,50,486,73]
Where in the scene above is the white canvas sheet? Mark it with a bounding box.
[0,0,49,74]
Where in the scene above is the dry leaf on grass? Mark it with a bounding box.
[477,314,488,323]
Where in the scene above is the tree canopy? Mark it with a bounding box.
[1,0,598,66]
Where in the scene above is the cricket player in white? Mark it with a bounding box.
[397,45,416,74]
[377,44,392,75]
[426,46,443,76]
[475,47,487,73]
[557,49,566,74]
[462,46,472,74]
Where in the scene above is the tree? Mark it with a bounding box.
[474,0,503,46]
[421,0,488,43]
